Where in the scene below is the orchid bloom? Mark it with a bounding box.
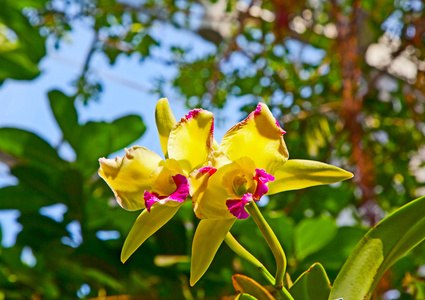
[189,103,353,285]
[98,98,215,263]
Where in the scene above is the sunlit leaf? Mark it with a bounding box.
[289,263,331,300]
[330,196,425,300]
[294,216,337,260]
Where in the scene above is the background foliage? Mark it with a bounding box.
[0,0,425,299]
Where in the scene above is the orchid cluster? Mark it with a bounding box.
[98,99,352,291]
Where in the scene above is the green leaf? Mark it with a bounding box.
[48,90,79,147]
[75,115,145,176]
[303,226,367,272]
[10,165,64,204]
[109,115,146,152]
[0,128,65,169]
[268,159,353,195]
[329,196,425,300]
[289,263,331,300]
[0,185,53,212]
[17,213,69,250]
[137,34,159,57]
[232,274,275,300]
[235,293,259,300]
[190,218,235,286]
[294,216,337,260]
[0,3,45,82]
[121,204,182,263]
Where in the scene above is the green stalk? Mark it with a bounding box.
[224,232,275,284]
[224,232,294,300]
[246,202,287,289]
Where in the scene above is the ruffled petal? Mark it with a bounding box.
[193,157,260,219]
[267,159,354,195]
[253,169,275,200]
[226,193,254,219]
[219,103,289,174]
[144,174,189,211]
[190,218,236,286]
[188,164,217,199]
[192,160,249,219]
[98,146,162,211]
[168,109,214,173]
[208,150,231,168]
[121,204,183,263]
[155,98,177,159]
[150,159,184,196]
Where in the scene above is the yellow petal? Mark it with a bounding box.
[193,158,255,219]
[150,159,184,196]
[121,203,183,263]
[219,103,289,174]
[192,163,234,219]
[155,98,177,158]
[267,159,354,195]
[209,150,231,168]
[168,109,214,173]
[98,146,162,211]
[188,163,216,200]
[190,218,236,286]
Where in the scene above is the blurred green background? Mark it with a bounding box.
[0,0,425,299]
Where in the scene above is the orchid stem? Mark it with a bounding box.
[224,232,275,284]
[224,232,294,300]
[246,202,287,289]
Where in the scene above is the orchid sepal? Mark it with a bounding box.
[190,218,236,286]
[155,98,177,159]
[121,202,185,263]
[267,159,354,195]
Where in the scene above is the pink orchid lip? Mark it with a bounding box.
[226,169,274,219]
[144,174,189,212]
[198,166,217,176]
[226,193,254,219]
[253,168,275,200]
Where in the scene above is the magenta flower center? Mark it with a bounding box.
[226,168,274,219]
[144,174,189,212]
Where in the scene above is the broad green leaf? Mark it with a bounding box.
[0,185,52,212]
[0,3,45,82]
[121,204,182,263]
[0,128,65,170]
[76,115,145,176]
[109,115,146,153]
[17,213,69,250]
[48,90,79,147]
[268,159,353,195]
[289,263,331,300]
[11,165,64,202]
[190,218,235,286]
[329,196,425,300]
[294,216,337,260]
[75,121,112,172]
[303,226,367,272]
[155,98,177,158]
[232,274,275,300]
[5,0,47,9]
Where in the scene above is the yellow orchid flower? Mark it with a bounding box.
[98,98,215,263]
[189,103,353,285]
